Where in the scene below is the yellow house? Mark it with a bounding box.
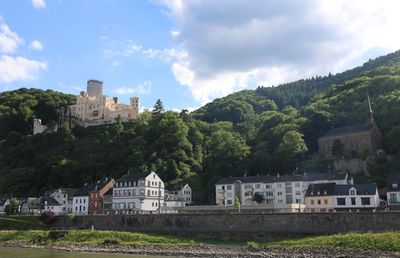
[305,183,335,212]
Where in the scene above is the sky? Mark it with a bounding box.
[0,0,400,111]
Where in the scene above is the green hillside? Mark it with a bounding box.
[1,51,400,202]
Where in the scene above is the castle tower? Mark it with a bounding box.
[87,80,103,98]
[366,90,374,124]
[130,97,139,111]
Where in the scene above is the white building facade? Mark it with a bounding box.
[112,171,164,214]
[215,172,353,210]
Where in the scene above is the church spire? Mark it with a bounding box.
[366,90,374,124]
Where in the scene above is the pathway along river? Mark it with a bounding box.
[0,247,185,258]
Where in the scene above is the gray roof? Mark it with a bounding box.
[305,183,336,197]
[321,123,374,138]
[386,176,400,191]
[333,184,377,196]
[116,172,149,183]
[43,196,61,206]
[216,172,348,185]
[74,179,112,197]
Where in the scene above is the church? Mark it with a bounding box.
[318,93,382,158]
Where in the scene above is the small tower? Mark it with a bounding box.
[366,90,374,124]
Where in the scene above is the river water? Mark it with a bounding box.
[0,247,182,258]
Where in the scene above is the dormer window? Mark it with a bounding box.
[350,189,356,195]
[324,190,327,195]
[393,183,398,188]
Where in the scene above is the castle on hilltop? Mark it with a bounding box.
[33,80,140,134]
[69,80,139,126]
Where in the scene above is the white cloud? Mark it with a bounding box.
[170,30,180,37]
[143,47,187,62]
[155,0,400,104]
[32,0,46,9]
[0,23,21,54]
[0,55,47,83]
[113,81,152,95]
[30,40,43,50]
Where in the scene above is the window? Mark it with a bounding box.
[361,197,371,205]
[227,185,232,190]
[286,195,292,204]
[393,183,398,188]
[295,199,301,204]
[227,193,232,197]
[265,184,272,189]
[324,199,328,205]
[255,184,261,189]
[295,191,301,196]
[244,185,252,189]
[389,193,398,203]
[147,190,150,196]
[311,200,315,205]
[350,189,356,195]
[227,200,232,205]
[295,183,300,187]
[337,198,346,206]
[277,192,282,196]
[147,181,150,187]
[278,200,283,204]
[351,197,356,205]
[222,186,225,190]
[277,184,282,188]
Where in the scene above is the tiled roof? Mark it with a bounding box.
[165,184,188,191]
[305,183,336,196]
[320,123,374,138]
[333,184,377,196]
[115,172,149,183]
[43,196,61,206]
[386,176,400,191]
[216,172,348,185]
[74,179,113,196]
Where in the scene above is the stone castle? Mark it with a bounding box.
[33,80,140,134]
[70,80,139,126]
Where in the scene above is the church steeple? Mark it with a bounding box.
[366,90,374,124]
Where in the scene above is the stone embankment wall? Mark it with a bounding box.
[53,212,400,234]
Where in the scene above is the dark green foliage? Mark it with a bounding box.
[0,88,75,139]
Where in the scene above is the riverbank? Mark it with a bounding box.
[0,230,399,258]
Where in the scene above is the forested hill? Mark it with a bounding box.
[1,50,400,202]
[0,88,75,139]
[193,50,400,121]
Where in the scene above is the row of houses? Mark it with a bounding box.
[13,171,192,216]
[215,172,400,212]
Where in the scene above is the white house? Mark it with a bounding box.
[215,172,353,210]
[386,177,400,210]
[332,184,380,211]
[72,184,92,215]
[48,188,78,215]
[112,171,164,214]
[164,184,192,208]
[43,196,63,215]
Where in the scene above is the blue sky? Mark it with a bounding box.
[1,0,400,111]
